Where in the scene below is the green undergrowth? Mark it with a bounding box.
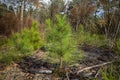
[0,45,21,65]
[75,25,107,47]
[12,21,43,54]
[101,65,120,80]
[93,64,120,80]
[0,21,44,66]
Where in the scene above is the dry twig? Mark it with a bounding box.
[77,61,112,74]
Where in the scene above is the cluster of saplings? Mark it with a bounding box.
[0,15,120,80]
[0,15,81,69]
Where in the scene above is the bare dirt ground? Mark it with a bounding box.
[0,45,117,80]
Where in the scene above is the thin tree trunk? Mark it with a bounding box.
[59,57,63,69]
[20,0,24,32]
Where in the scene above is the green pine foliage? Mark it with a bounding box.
[45,15,80,68]
[0,47,20,65]
[0,21,44,65]
[75,25,107,47]
[12,21,43,55]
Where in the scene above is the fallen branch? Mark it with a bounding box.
[77,61,113,74]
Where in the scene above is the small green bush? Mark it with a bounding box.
[0,21,43,65]
[75,25,107,47]
[85,33,106,47]
[74,25,85,45]
[12,21,43,55]
[0,46,21,65]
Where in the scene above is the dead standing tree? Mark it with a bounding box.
[69,0,96,31]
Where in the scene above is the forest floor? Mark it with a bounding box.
[0,45,117,80]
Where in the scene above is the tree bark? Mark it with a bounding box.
[59,57,63,69]
[20,0,24,32]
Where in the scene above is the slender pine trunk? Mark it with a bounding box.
[20,1,24,32]
[59,57,63,69]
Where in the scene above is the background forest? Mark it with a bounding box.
[0,0,120,80]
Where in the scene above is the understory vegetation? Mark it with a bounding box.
[0,0,120,80]
[0,21,43,65]
[75,25,107,47]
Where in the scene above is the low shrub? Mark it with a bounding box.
[0,47,20,65]
[12,21,43,55]
[0,21,44,65]
[75,25,107,47]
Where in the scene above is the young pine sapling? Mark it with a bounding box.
[46,15,77,68]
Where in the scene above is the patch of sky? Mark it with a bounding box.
[96,9,104,17]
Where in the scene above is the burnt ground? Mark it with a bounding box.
[0,45,117,80]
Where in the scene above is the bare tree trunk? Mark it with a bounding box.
[20,0,24,32]
[75,19,80,31]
